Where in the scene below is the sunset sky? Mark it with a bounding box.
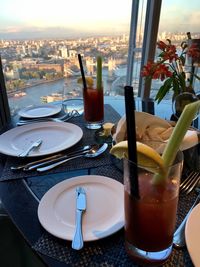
[1,0,200,39]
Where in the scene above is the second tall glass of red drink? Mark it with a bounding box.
[83,85,104,129]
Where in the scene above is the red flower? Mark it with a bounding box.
[141,39,200,103]
[141,61,173,81]
[157,41,167,50]
[152,64,173,80]
[141,61,156,77]
[164,45,179,62]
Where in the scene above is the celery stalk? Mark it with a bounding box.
[153,100,200,184]
[96,56,102,90]
[162,100,200,165]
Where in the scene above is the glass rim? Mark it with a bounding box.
[123,148,184,169]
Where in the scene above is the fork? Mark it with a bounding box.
[18,139,43,157]
[180,171,200,194]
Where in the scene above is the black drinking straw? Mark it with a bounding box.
[124,86,139,198]
[78,54,87,90]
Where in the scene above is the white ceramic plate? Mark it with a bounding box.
[18,104,61,118]
[185,203,200,266]
[38,175,124,241]
[0,122,83,157]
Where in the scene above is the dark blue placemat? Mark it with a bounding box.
[0,104,120,181]
[31,165,195,267]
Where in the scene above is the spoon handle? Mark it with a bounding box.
[37,154,84,172]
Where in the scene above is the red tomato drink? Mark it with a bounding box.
[124,156,182,266]
[83,87,104,129]
[125,175,178,252]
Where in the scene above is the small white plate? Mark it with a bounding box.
[38,175,124,241]
[0,122,83,157]
[18,104,61,118]
[185,203,200,266]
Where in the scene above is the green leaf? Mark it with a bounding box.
[177,73,186,89]
[179,55,185,66]
[159,52,165,58]
[155,78,173,103]
[172,78,180,95]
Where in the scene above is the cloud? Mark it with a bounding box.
[0,26,85,39]
[159,8,200,33]
[0,25,128,39]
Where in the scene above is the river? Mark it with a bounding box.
[8,66,129,115]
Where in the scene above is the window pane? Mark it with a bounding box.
[0,0,132,116]
[150,0,200,100]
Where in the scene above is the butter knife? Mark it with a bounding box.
[72,187,86,250]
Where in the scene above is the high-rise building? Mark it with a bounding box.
[60,46,68,59]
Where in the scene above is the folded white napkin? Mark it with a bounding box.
[113,111,199,151]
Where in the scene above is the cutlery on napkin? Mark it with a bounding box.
[72,187,87,250]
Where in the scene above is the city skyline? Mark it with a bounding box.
[1,0,200,39]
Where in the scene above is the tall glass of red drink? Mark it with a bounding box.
[124,141,183,266]
[83,85,104,129]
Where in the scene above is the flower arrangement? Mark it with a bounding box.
[141,39,200,103]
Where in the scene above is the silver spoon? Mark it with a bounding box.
[37,143,108,172]
[18,139,43,157]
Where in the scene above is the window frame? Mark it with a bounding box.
[0,56,11,130]
[138,0,162,99]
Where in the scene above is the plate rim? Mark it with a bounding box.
[38,175,124,241]
[185,202,200,266]
[0,121,83,157]
[18,104,62,118]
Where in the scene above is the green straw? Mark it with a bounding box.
[96,56,102,90]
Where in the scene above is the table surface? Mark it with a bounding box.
[0,103,197,267]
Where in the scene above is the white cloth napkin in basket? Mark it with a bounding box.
[112,111,199,151]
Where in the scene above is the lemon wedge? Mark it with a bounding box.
[110,141,165,173]
[77,76,94,87]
